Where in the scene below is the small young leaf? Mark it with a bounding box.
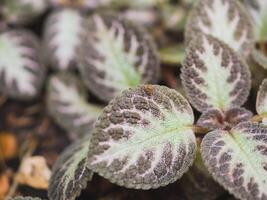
[88,85,196,189]
[245,0,267,69]
[181,34,251,112]
[3,0,48,25]
[47,72,103,137]
[77,14,160,102]
[185,0,254,57]
[201,122,267,200]
[48,134,93,200]
[43,8,85,71]
[7,197,42,200]
[197,107,252,131]
[256,78,267,124]
[0,30,46,99]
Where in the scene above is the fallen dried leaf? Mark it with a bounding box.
[17,156,51,190]
[0,133,17,160]
[0,174,9,200]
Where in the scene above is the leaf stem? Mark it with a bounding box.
[191,125,209,136]
[250,115,263,123]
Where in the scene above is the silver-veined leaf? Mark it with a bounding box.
[256,78,267,124]
[3,0,48,25]
[0,30,46,99]
[47,72,103,137]
[77,14,160,102]
[185,0,254,57]
[181,34,251,112]
[201,122,267,200]
[245,0,267,69]
[48,134,93,200]
[88,85,196,189]
[43,8,85,71]
[197,107,253,131]
[7,197,42,200]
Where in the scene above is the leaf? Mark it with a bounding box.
[244,0,267,41]
[256,78,267,124]
[47,72,103,137]
[43,8,85,71]
[244,0,267,69]
[197,107,253,131]
[77,14,160,102]
[0,30,46,99]
[7,197,42,200]
[88,85,196,189]
[181,34,251,112]
[201,122,267,200]
[48,134,93,200]
[185,0,254,57]
[3,0,48,25]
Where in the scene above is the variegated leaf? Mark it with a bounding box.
[43,8,85,71]
[47,72,103,137]
[7,197,42,200]
[48,134,93,200]
[3,0,48,25]
[197,107,253,131]
[256,78,267,124]
[181,34,251,112]
[201,122,267,200]
[77,14,160,102]
[245,0,267,69]
[88,85,196,189]
[0,30,46,99]
[185,0,254,57]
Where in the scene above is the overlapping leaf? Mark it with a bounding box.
[0,30,46,99]
[185,0,254,57]
[43,9,85,71]
[77,14,160,102]
[245,0,267,69]
[88,85,196,189]
[197,107,252,131]
[48,134,93,200]
[7,197,42,200]
[47,72,103,137]
[3,0,48,25]
[201,122,267,200]
[256,78,267,124]
[181,34,251,112]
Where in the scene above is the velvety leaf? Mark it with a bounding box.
[3,0,48,25]
[185,0,254,57]
[77,14,160,102]
[256,78,267,124]
[47,72,103,137]
[88,85,196,189]
[181,34,251,112]
[43,8,85,71]
[201,122,267,200]
[197,107,253,131]
[7,197,42,200]
[48,134,93,200]
[0,30,46,99]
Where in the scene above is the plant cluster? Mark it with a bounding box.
[1,0,267,200]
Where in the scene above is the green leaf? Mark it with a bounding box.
[77,14,160,102]
[181,34,251,112]
[47,72,103,137]
[48,134,93,200]
[0,30,46,100]
[256,78,267,124]
[43,8,85,71]
[3,0,48,25]
[88,85,196,189]
[201,122,267,200]
[185,0,254,57]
